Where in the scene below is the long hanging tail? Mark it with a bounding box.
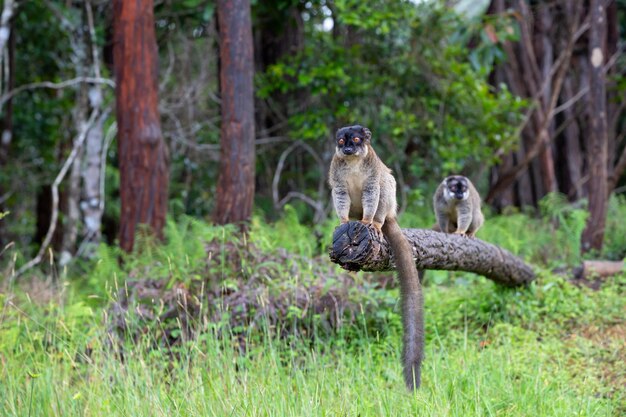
[382,218,424,390]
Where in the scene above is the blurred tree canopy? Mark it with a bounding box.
[257,0,525,179]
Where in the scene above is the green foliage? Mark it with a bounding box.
[3,1,117,251]
[1,212,625,415]
[90,216,238,291]
[602,194,626,260]
[478,194,587,267]
[3,0,626,409]
[250,204,338,258]
[7,14,73,202]
[538,193,588,261]
[257,1,526,179]
[1,273,623,416]
[12,3,74,176]
[251,205,315,255]
[428,270,625,339]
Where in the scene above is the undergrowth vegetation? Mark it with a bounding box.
[1,194,625,416]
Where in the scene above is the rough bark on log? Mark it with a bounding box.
[329,222,535,287]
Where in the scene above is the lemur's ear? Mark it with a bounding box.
[363,127,372,142]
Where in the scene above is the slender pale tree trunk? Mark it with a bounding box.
[0,0,16,58]
[60,15,90,266]
[0,14,14,245]
[79,0,106,256]
[80,104,105,255]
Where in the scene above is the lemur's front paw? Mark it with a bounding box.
[371,221,385,240]
[454,230,468,238]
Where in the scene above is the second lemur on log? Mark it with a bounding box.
[329,124,424,390]
[433,175,484,237]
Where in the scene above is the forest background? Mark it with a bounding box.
[0,0,625,416]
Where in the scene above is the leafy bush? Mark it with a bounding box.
[476,194,587,267]
[95,216,400,352]
[602,194,626,260]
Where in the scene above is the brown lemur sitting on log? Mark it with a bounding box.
[329,125,424,391]
[433,175,484,238]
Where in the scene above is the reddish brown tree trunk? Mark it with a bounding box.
[581,0,609,253]
[213,0,255,225]
[113,0,169,252]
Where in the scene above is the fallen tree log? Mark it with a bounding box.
[329,221,535,287]
[578,260,624,279]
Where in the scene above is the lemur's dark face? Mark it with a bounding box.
[444,176,469,200]
[335,125,371,158]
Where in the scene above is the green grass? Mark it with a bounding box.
[1,202,625,416]
[1,272,623,416]
[0,336,614,416]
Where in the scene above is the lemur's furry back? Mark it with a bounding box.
[329,125,424,390]
[433,175,484,238]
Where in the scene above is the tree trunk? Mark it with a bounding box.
[80,106,106,255]
[580,260,624,279]
[559,75,584,200]
[0,16,14,245]
[486,0,586,209]
[330,222,535,287]
[213,0,255,226]
[489,153,516,209]
[60,146,82,265]
[581,0,608,253]
[537,3,557,196]
[113,0,169,252]
[61,28,90,264]
[0,18,14,160]
[0,0,16,58]
[577,51,592,198]
[80,0,106,256]
[605,0,622,191]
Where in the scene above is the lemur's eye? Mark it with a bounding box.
[353,137,361,144]
[338,138,345,145]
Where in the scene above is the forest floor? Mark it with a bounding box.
[1,204,625,416]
